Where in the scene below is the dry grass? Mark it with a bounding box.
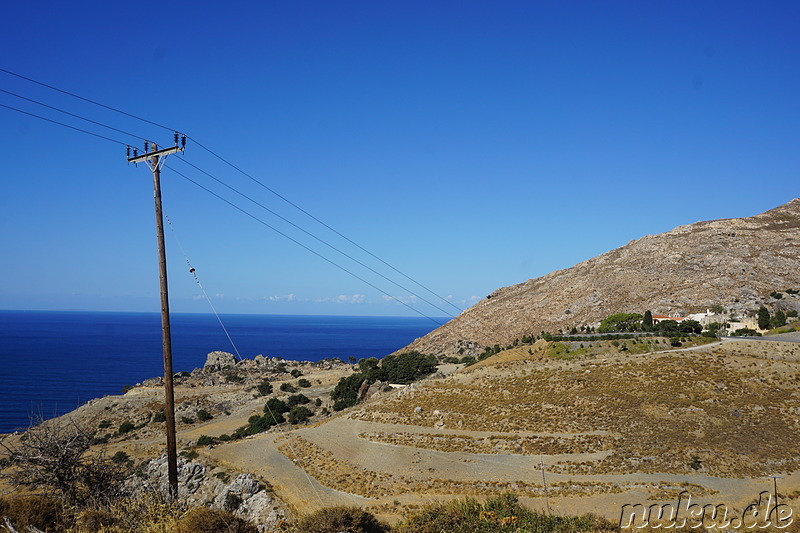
[352,345,800,477]
[358,431,620,455]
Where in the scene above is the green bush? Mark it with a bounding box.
[118,421,136,434]
[287,393,310,407]
[298,378,312,388]
[290,369,303,378]
[280,383,298,393]
[288,406,314,425]
[197,435,215,446]
[152,410,167,423]
[265,397,288,414]
[331,351,437,411]
[197,409,213,422]
[256,379,273,396]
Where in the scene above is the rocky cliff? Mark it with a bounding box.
[401,199,800,356]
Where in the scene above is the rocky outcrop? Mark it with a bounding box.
[203,351,237,372]
[129,455,284,530]
[400,199,800,356]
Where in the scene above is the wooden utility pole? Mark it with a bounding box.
[128,141,184,500]
[540,456,551,515]
[767,475,784,519]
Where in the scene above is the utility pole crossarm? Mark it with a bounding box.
[128,145,183,164]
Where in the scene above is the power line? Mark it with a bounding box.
[0,102,129,146]
[165,214,243,361]
[173,157,458,319]
[0,66,462,315]
[1,70,513,347]
[189,136,466,315]
[0,88,149,144]
[165,163,446,326]
[0,90,447,325]
[0,67,176,133]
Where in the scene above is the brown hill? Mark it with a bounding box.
[402,199,800,356]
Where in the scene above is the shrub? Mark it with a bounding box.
[175,506,258,533]
[256,379,273,396]
[111,450,130,464]
[197,435,215,446]
[288,406,313,425]
[265,397,288,414]
[181,416,196,425]
[152,410,167,423]
[287,393,311,407]
[197,409,213,422]
[119,421,136,434]
[0,496,70,532]
[76,508,118,530]
[224,491,243,512]
[291,506,390,533]
[298,378,312,388]
[393,493,614,533]
[97,419,111,429]
[280,383,298,393]
[223,371,244,383]
[180,449,199,460]
[291,369,303,378]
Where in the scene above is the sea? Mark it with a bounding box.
[0,310,442,434]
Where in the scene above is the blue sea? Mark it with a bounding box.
[0,310,442,434]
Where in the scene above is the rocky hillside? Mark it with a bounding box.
[402,199,800,356]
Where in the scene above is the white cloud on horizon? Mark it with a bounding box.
[315,294,367,304]
[266,293,300,302]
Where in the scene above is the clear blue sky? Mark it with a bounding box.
[1,1,799,318]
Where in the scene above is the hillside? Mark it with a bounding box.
[401,199,800,356]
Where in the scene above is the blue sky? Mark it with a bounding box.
[1,1,799,318]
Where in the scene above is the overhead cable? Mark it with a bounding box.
[165,163,445,326]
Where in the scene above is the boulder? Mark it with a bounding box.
[204,351,237,372]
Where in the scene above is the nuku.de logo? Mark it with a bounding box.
[619,491,793,529]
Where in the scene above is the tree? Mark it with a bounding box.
[710,304,725,314]
[655,319,680,334]
[288,406,313,425]
[380,351,437,384]
[772,310,787,328]
[642,310,653,331]
[679,319,702,334]
[0,419,129,506]
[758,306,771,330]
[598,313,643,333]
